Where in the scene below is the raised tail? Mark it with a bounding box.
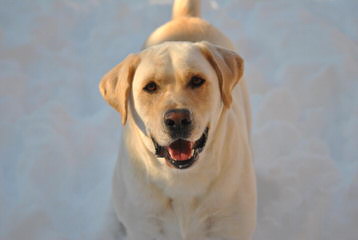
[172,0,201,19]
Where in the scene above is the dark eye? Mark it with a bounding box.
[143,81,158,93]
[189,76,205,88]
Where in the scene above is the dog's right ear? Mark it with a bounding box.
[99,54,140,125]
[195,41,244,108]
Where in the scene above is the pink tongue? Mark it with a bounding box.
[167,139,193,161]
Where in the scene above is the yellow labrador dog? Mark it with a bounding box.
[99,0,256,239]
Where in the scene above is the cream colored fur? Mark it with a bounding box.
[99,0,256,239]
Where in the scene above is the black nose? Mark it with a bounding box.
[164,109,192,137]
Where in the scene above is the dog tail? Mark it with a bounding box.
[172,0,201,19]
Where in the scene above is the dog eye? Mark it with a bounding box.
[143,81,158,93]
[189,76,205,88]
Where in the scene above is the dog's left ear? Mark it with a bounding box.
[196,41,244,108]
[99,54,140,125]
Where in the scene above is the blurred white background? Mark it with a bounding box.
[0,0,357,239]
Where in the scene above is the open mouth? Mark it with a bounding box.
[152,128,209,169]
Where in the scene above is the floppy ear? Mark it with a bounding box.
[195,41,244,108]
[99,54,140,125]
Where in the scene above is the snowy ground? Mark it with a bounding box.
[0,0,357,239]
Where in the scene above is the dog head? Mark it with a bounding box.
[99,41,244,169]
